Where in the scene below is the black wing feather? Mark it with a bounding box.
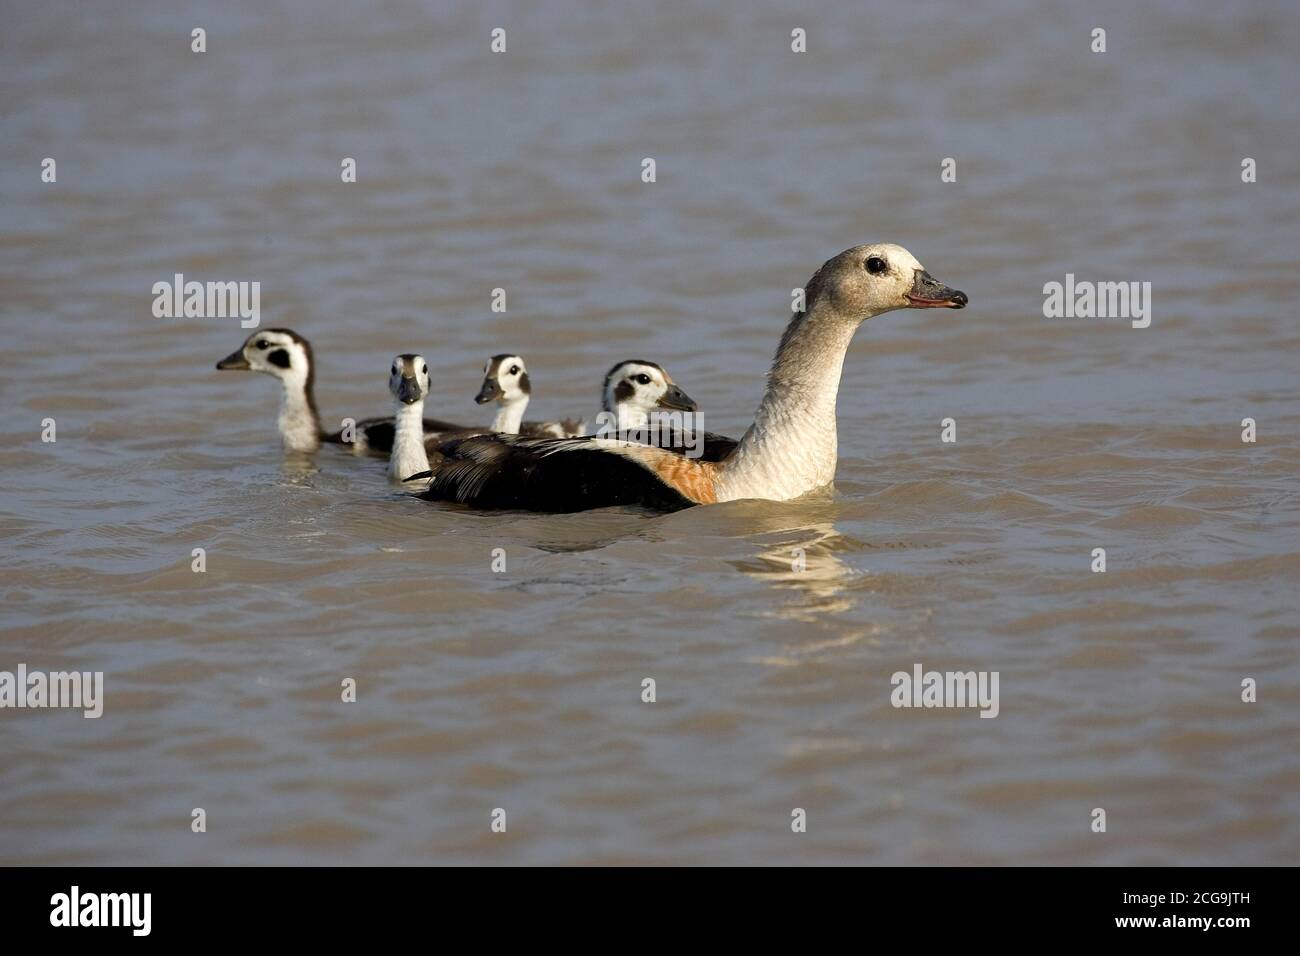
[657,431,737,463]
[418,435,693,513]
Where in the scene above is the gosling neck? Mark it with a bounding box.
[389,398,430,481]
[602,388,652,432]
[277,364,322,454]
[491,394,528,434]
[616,403,652,431]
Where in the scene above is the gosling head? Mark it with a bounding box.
[216,328,314,384]
[801,243,967,323]
[215,328,320,453]
[475,354,531,406]
[602,360,697,420]
[389,354,430,406]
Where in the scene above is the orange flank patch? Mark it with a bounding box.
[615,445,719,504]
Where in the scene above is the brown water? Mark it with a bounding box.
[1,1,1297,865]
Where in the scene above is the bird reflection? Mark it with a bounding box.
[277,452,321,484]
[731,515,863,622]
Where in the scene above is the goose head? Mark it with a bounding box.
[602,360,697,427]
[216,328,315,383]
[802,243,967,323]
[475,354,530,407]
[390,354,430,406]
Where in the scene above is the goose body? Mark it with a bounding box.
[402,359,725,491]
[475,354,585,438]
[420,244,966,512]
[421,434,705,512]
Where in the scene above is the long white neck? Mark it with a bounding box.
[389,399,430,480]
[277,367,320,454]
[713,309,860,502]
[491,395,528,434]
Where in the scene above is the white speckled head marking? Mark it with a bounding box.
[714,243,966,503]
[215,328,321,453]
[388,353,432,481]
[601,360,697,429]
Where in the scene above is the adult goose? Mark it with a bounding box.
[475,354,585,438]
[214,329,477,455]
[418,243,965,512]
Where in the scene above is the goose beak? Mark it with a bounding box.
[475,379,503,404]
[657,384,698,412]
[397,376,423,405]
[216,349,251,370]
[906,270,967,309]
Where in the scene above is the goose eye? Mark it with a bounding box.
[865,257,888,275]
[635,373,651,386]
[256,340,269,349]
[509,365,519,375]
[422,365,428,375]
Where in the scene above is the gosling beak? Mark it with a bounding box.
[475,378,503,404]
[906,270,968,309]
[216,349,251,370]
[657,384,698,412]
[397,375,423,405]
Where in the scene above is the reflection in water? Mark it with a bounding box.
[277,454,322,485]
[734,519,861,622]
[527,519,664,555]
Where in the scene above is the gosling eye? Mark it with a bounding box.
[865,256,888,275]
[509,365,519,375]
[256,339,269,349]
[634,373,651,386]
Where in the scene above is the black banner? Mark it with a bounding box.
[0,867,1282,941]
